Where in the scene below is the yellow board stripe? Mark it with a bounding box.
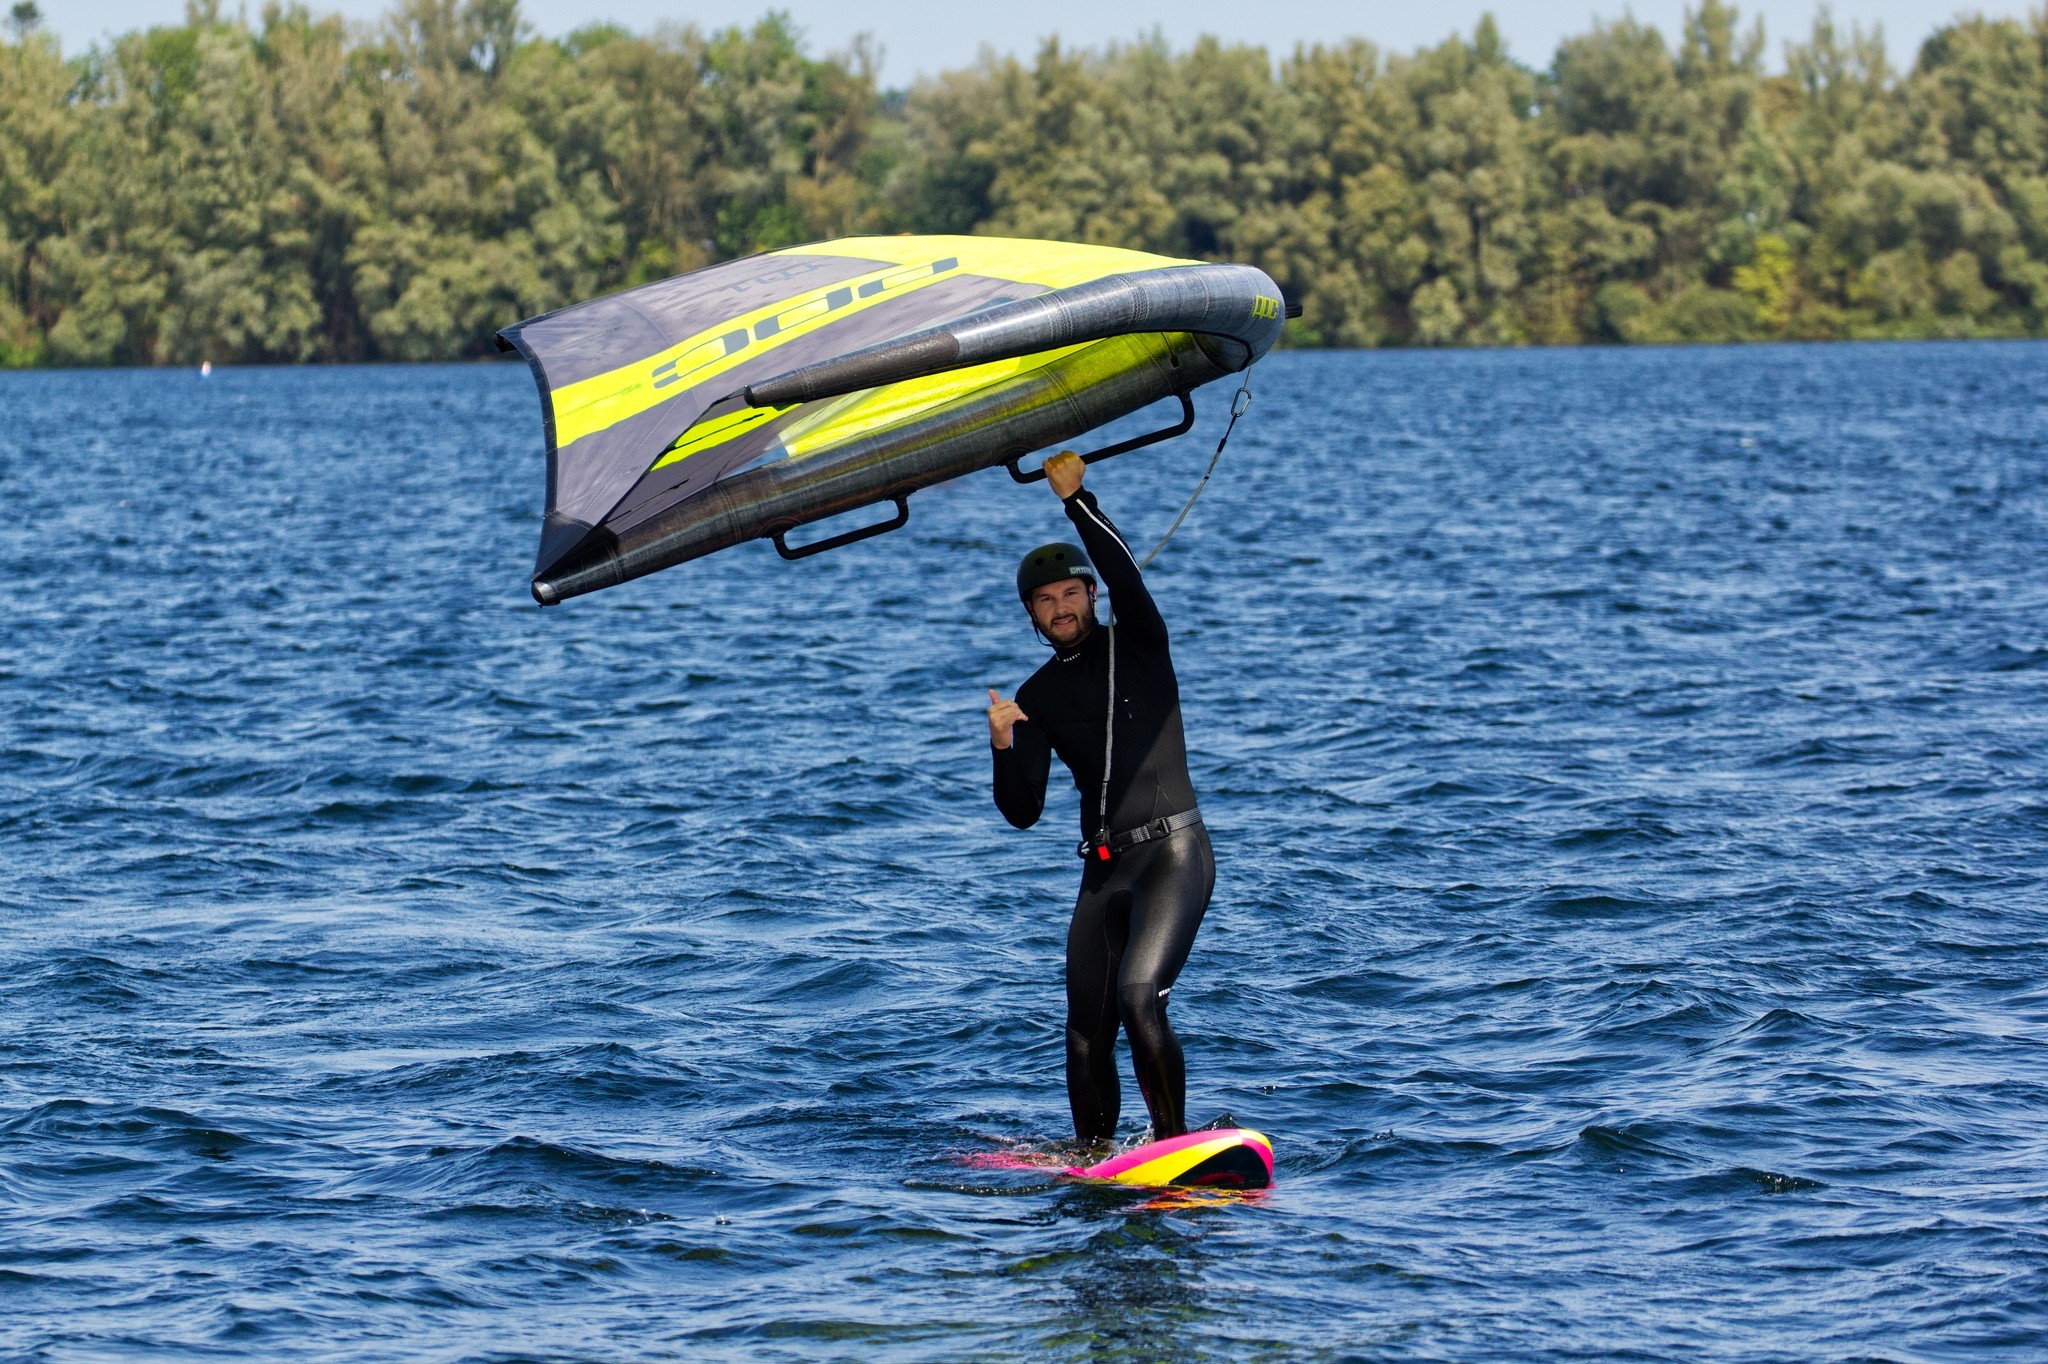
[1103,1135,1243,1186]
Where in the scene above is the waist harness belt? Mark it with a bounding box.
[1078,809,1203,861]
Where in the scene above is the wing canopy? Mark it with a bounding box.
[498,235,1286,595]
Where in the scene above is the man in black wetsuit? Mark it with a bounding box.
[986,451,1214,1144]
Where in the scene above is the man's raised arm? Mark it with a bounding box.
[1041,451,1165,643]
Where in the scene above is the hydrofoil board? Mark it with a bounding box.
[1065,1127,1273,1190]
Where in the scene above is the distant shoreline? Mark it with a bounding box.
[3,1,2043,367]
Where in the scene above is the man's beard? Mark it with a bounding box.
[1043,609,1097,649]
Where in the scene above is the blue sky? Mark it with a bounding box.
[35,1,2029,81]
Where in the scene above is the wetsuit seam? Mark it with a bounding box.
[1068,493,1136,569]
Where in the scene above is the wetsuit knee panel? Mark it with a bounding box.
[1116,979,1171,1028]
[1065,1021,1114,1054]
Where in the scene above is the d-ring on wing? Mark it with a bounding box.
[497,235,1286,604]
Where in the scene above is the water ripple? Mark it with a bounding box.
[4,345,2048,1357]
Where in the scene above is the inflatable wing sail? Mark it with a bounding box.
[498,235,1286,604]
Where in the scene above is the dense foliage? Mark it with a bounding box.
[5,0,2048,362]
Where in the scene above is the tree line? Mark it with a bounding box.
[3,0,2048,364]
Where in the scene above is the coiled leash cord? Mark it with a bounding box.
[1090,618,1115,861]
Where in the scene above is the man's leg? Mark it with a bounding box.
[1115,826,1215,1139]
[1065,870,1130,1142]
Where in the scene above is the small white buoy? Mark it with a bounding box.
[200,360,212,377]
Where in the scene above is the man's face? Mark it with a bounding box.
[1028,578,1095,647]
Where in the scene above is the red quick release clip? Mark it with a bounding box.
[1096,844,1112,862]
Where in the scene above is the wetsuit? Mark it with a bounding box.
[993,488,1214,1142]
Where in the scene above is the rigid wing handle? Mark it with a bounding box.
[771,496,912,561]
[1006,392,1196,484]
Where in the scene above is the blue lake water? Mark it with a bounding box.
[3,342,2047,1360]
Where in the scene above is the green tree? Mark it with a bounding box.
[9,1,2048,364]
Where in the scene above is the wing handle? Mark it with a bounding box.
[1006,392,1196,484]
[771,496,913,561]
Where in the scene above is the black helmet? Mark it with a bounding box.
[1016,541,1096,602]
